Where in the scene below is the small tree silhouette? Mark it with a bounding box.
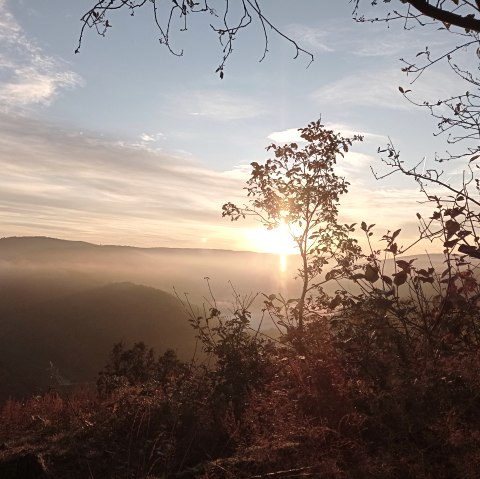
[223,120,363,333]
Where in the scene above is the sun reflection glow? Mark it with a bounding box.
[247,222,298,256]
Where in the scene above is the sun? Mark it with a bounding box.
[248,222,298,256]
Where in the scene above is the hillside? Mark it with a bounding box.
[0,236,300,311]
[0,282,196,401]
[0,236,302,401]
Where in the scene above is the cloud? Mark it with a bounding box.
[285,24,334,53]
[0,113,444,254]
[0,113,251,249]
[268,123,384,144]
[267,128,303,143]
[285,20,433,60]
[0,1,82,109]
[176,91,265,121]
[140,132,164,143]
[312,67,458,110]
[353,38,416,58]
[346,24,430,58]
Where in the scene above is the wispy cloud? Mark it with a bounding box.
[0,1,82,109]
[267,128,303,144]
[140,132,164,143]
[285,24,334,53]
[313,67,458,110]
[176,91,265,121]
[286,20,431,60]
[268,123,384,144]
[0,113,441,253]
[0,114,250,248]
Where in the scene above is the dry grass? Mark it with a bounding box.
[0,385,98,441]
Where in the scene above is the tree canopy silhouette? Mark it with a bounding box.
[223,120,363,331]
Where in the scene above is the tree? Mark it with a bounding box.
[354,0,480,162]
[222,120,362,332]
[77,0,313,78]
[353,1,480,33]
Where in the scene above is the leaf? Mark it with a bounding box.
[445,219,460,238]
[444,238,459,248]
[365,264,379,283]
[441,268,450,277]
[329,295,342,310]
[382,275,393,286]
[398,86,405,93]
[416,269,430,277]
[361,221,367,232]
[352,273,366,281]
[326,269,341,281]
[469,155,480,163]
[388,243,398,255]
[396,260,411,271]
[418,276,434,284]
[268,294,277,301]
[391,228,401,241]
[393,271,408,286]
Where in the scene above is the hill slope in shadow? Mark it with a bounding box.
[0,281,196,401]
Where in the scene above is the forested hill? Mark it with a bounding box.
[0,281,196,401]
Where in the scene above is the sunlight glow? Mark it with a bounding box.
[247,221,298,256]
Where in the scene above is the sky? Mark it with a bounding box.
[0,0,472,253]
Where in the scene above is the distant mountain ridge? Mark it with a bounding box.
[0,236,301,312]
[0,235,263,256]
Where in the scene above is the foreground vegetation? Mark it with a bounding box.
[2,308,480,478]
[2,121,480,478]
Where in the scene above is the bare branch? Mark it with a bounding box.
[78,0,313,77]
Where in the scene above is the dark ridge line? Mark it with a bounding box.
[0,235,288,256]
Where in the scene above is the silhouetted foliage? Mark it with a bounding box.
[355,0,480,171]
[223,120,363,332]
[354,0,480,33]
[97,342,188,394]
[78,0,313,78]
[180,285,273,420]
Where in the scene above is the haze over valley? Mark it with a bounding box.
[0,236,301,400]
[0,236,453,401]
